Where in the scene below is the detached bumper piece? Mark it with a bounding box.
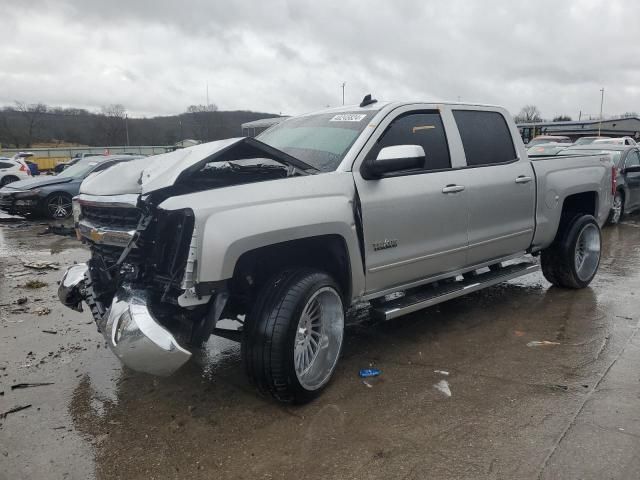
[57,263,192,376]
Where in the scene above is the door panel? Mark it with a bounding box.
[355,170,468,293]
[456,162,535,264]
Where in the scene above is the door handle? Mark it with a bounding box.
[515,176,533,184]
[442,184,465,194]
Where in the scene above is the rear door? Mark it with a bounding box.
[623,149,640,209]
[451,109,536,265]
[353,107,469,294]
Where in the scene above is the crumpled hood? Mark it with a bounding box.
[80,137,243,196]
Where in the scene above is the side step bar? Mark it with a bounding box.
[371,261,539,321]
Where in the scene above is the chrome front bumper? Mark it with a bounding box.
[58,263,192,376]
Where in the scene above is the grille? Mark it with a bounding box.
[82,205,141,229]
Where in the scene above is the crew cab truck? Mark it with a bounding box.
[58,98,613,403]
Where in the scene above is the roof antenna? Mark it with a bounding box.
[360,94,377,107]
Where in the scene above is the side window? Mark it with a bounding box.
[367,112,451,171]
[625,150,640,168]
[453,110,517,166]
[92,161,115,173]
[0,162,13,169]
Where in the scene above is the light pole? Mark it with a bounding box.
[341,82,346,105]
[124,113,130,147]
[598,88,605,136]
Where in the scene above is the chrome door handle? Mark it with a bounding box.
[442,184,465,194]
[515,176,533,184]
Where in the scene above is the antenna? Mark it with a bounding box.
[206,82,210,108]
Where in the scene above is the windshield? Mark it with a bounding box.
[574,137,605,145]
[257,111,377,172]
[56,158,100,178]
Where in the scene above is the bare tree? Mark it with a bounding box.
[621,112,639,118]
[514,105,543,124]
[186,104,218,141]
[15,101,48,147]
[552,115,572,122]
[100,104,127,145]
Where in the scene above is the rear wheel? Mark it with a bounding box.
[242,269,345,404]
[541,215,601,289]
[45,193,73,219]
[0,175,19,186]
[607,191,624,225]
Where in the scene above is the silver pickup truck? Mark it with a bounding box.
[58,97,613,403]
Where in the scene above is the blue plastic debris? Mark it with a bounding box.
[359,368,381,378]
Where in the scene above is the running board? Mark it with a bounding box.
[372,261,539,321]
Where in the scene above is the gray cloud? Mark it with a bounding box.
[2,0,639,119]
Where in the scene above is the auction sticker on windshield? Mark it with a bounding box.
[330,114,367,122]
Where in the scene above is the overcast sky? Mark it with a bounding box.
[3,0,640,119]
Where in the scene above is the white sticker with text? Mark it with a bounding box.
[330,114,367,122]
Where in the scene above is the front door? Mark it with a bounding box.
[353,110,469,294]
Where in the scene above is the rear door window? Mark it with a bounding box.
[453,110,517,166]
[366,112,451,171]
[625,150,640,168]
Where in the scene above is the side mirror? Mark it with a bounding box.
[623,165,640,174]
[363,145,425,179]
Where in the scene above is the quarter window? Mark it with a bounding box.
[453,110,517,166]
[367,112,451,171]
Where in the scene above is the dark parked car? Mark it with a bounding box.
[559,144,640,224]
[0,155,143,219]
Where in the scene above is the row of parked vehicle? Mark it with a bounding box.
[0,153,144,219]
[526,135,640,225]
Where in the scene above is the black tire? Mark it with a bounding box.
[606,191,624,225]
[541,215,601,289]
[242,269,345,404]
[45,192,73,219]
[0,175,19,187]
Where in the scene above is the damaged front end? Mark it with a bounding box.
[59,197,198,376]
[58,137,311,376]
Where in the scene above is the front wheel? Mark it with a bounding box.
[541,215,601,289]
[242,269,345,403]
[45,193,73,219]
[607,191,624,225]
[1,175,19,187]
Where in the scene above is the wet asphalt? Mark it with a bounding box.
[1,215,639,480]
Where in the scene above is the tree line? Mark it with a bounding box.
[0,102,278,148]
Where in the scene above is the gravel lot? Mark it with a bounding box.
[1,215,639,480]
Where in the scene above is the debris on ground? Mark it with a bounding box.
[41,329,58,335]
[362,380,373,388]
[11,382,54,390]
[359,368,381,378]
[434,370,450,376]
[20,280,48,289]
[32,307,51,316]
[548,384,569,391]
[23,261,60,271]
[15,297,28,305]
[527,340,561,347]
[0,404,32,420]
[514,330,526,337]
[434,380,452,397]
[38,224,76,237]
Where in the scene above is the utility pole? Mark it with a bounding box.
[598,88,605,136]
[341,82,346,105]
[124,113,130,147]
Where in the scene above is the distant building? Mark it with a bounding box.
[241,117,288,137]
[518,117,640,143]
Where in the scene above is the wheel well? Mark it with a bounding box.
[230,235,352,312]
[617,187,625,201]
[556,191,597,240]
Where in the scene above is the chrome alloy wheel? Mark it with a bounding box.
[574,223,601,282]
[294,287,344,391]
[48,194,72,218]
